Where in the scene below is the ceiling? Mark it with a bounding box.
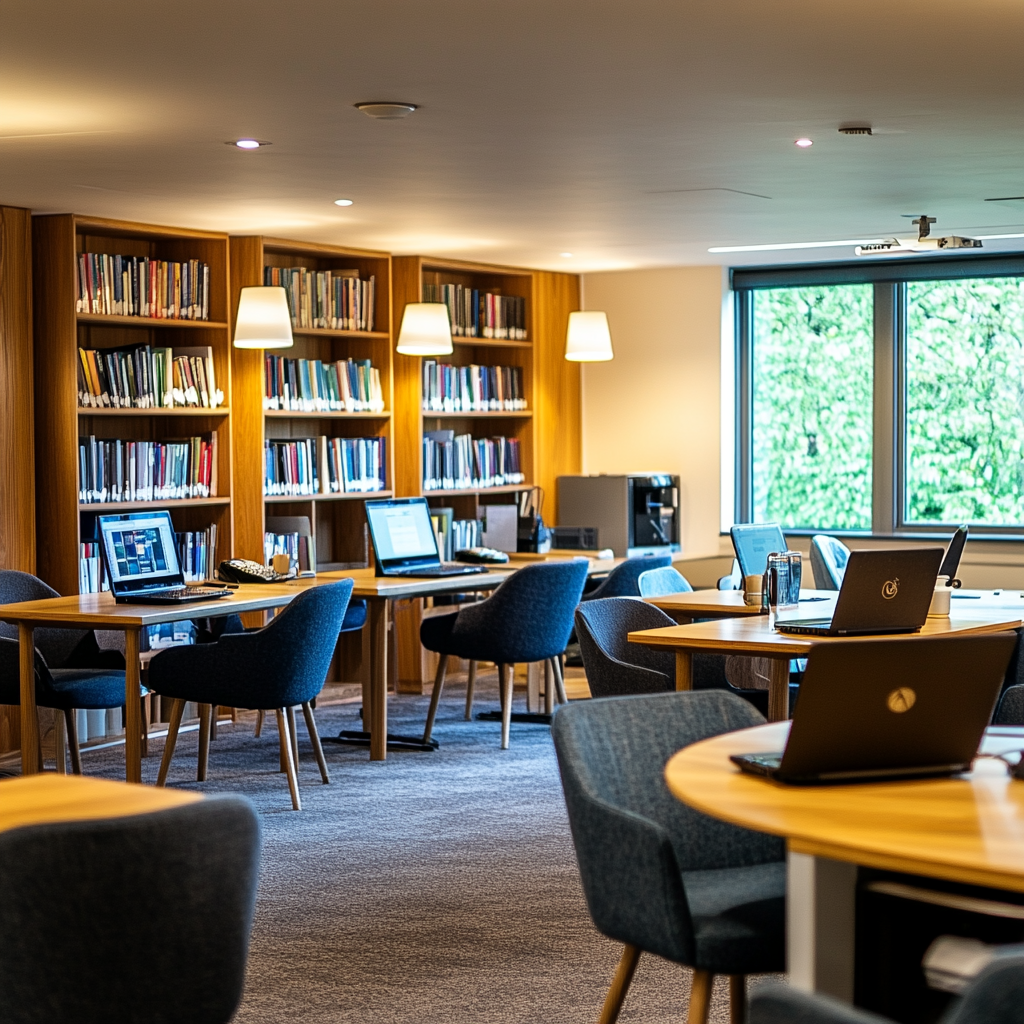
[3,0,1024,272]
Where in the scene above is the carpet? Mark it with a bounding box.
[84,672,772,1022]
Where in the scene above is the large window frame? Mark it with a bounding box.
[734,254,1024,538]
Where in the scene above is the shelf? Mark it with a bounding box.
[422,484,532,498]
[290,327,390,340]
[422,410,532,419]
[452,337,531,349]
[77,313,228,330]
[264,409,390,420]
[78,497,231,512]
[78,406,230,417]
[264,490,393,504]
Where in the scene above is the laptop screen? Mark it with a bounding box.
[365,498,440,572]
[730,522,787,578]
[98,511,183,592]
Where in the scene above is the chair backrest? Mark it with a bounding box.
[945,952,1024,1024]
[718,558,742,591]
[450,559,590,664]
[552,690,782,873]
[810,535,850,590]
[0,570,92,668]
[584,555,673,600]
[637,566,693,598]
[575,598,676,697]
[0,795,259,1024]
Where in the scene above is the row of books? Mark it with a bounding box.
[78,433,219,504]
[264,266,376,331]
[265,531,316,573]
[428,507,483,560]
[264,436,387,496]
[263,356,384,413]
[422,431,524,491]
[422,360,526,412]
[79,526,217,593]
[77,253,211,320]
[423,283,527,340]
[78,344,223,410]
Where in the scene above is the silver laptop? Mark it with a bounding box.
[775,547,943,636]
[730,522,787,578]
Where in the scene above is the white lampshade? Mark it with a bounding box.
[565,310,613,362]
[396,303,453,356]
[233,286,294,349]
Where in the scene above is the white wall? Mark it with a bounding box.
[580,266,727,558]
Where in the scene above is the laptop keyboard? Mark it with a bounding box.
[162,586,228,599]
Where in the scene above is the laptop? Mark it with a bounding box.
[730,522,787,578]
[774,547,943,636]
[97,511,231,604]
[731,632,1017,783]
[365,497,489,578]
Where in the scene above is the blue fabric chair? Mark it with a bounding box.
[582,555,673,601]
[552,690,786,1024]
[749,953,1024,1024]
[0,795,259,1023]
[637,565,693,598]
[0,569,136,773]
[420,560,590,748]
[810,535,851,590]
[149,579,354,810]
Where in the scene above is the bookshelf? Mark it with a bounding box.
[33,215,234,598]
[229,237,393,572]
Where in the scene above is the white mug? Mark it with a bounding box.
[928,586,951,617]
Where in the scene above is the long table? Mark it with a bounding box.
[645,588,835,623]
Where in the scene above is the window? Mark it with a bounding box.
[734,256,1024,535]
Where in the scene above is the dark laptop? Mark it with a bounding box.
[730,522,787,578]
[732,632,1017,784]
[365,497,489,578]
[774,547,943,636]
[97,511,230,604]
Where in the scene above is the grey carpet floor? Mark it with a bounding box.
[84,674,770,1022]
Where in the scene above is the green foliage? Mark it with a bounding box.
[752,285,873,530]
[906,277,1024,524]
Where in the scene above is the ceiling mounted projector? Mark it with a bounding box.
[355,102,418,119]
[856,215,983,256]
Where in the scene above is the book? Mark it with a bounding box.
[263,266,375,331]
[422,433,523,491]
[422,283,526,340]
[78,524,215,590]
[263,435,387,496]
[76,253,210,320]
[265,515,316,573]
[263,356,384,413]
[421,361,525,412]
[77,345,223,410]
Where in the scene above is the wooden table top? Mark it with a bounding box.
[646,589,836,618]
[0,775,200,834]
[665,722,1024,893]
[628,612,1024,656]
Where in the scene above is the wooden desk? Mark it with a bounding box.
[645,589,835,624]
[628,613,1024,722]
[665,722,1024,1000]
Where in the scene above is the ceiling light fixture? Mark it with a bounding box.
[231,139,268,149]
[233,287,294,349]
[334,199,354,207]
[560,252,573,258]
[355,102,418,120]
[565,311,614,362]
[396,303,453,356]
[838,125,873,136]
[794,138,813,148]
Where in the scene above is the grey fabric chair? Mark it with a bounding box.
[810,535,851,590]
[637,565,693,598]
[574,598,771,715]
[582,555,673,601]
[750,953,1024,1024]
[0,795,260,1023]
[552,690,786,1024]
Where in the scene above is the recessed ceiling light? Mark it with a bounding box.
[560,252,573,258]
[334,198,354,207]
[355,102,418,120]
[795,138,813,148]
[229,139,269,149]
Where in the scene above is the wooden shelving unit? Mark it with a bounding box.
[33,215,234,597]
[229,237,393,572]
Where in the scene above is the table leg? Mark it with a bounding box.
[674,650,693,691]
[368,598,389,761]
[124,628,142,784]
[767,657,790,721]
[19,624,40,775]
[787,850,857,1001]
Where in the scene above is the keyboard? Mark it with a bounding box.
[393,563,489,578]
[117,586,231,605]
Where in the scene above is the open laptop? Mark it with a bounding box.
[730,522,787,578]
[774,547,943,636]
[365,497,489,577]
[731,632,1017,783]
[97,511,230,604]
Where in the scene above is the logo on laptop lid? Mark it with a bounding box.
[886,686,916,713]
[882,577,899,600]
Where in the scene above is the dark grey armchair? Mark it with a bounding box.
[551,689,786,1024]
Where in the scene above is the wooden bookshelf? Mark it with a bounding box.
[33,215,234,597]
[229,237,393,572]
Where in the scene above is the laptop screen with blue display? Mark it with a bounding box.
[365,497,441,573]
[97,511,184,595]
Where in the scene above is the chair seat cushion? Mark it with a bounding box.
[682,860,786,974]
[44,669,135,711]
[341,599,368,632]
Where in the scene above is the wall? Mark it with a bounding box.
[580,266,727,557]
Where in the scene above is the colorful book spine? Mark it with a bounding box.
[263,436,386,495]
[263,266,376,331]
[422,434,523,491]
[421,361,525,412]
[77,346,222,410]
[422,284,526,340]
[262,356,384,413]
[76,254,210,321]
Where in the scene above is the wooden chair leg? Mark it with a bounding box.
[544,659,555,715]
[156,698,185,787]
[552,655,568,704]
[598,944,641,1024]
[500,663,514,749]
[686,969,714,1024]
[464,660,477,720]
[728,975,746,1024]
[64,709,82,775]
[53,709,67,775]
[197,703,212,782]
[301,701,330,784]
[287,705,299,769]
[276,708,302,811]
[422,653,448,744]
[254,709,264,737]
